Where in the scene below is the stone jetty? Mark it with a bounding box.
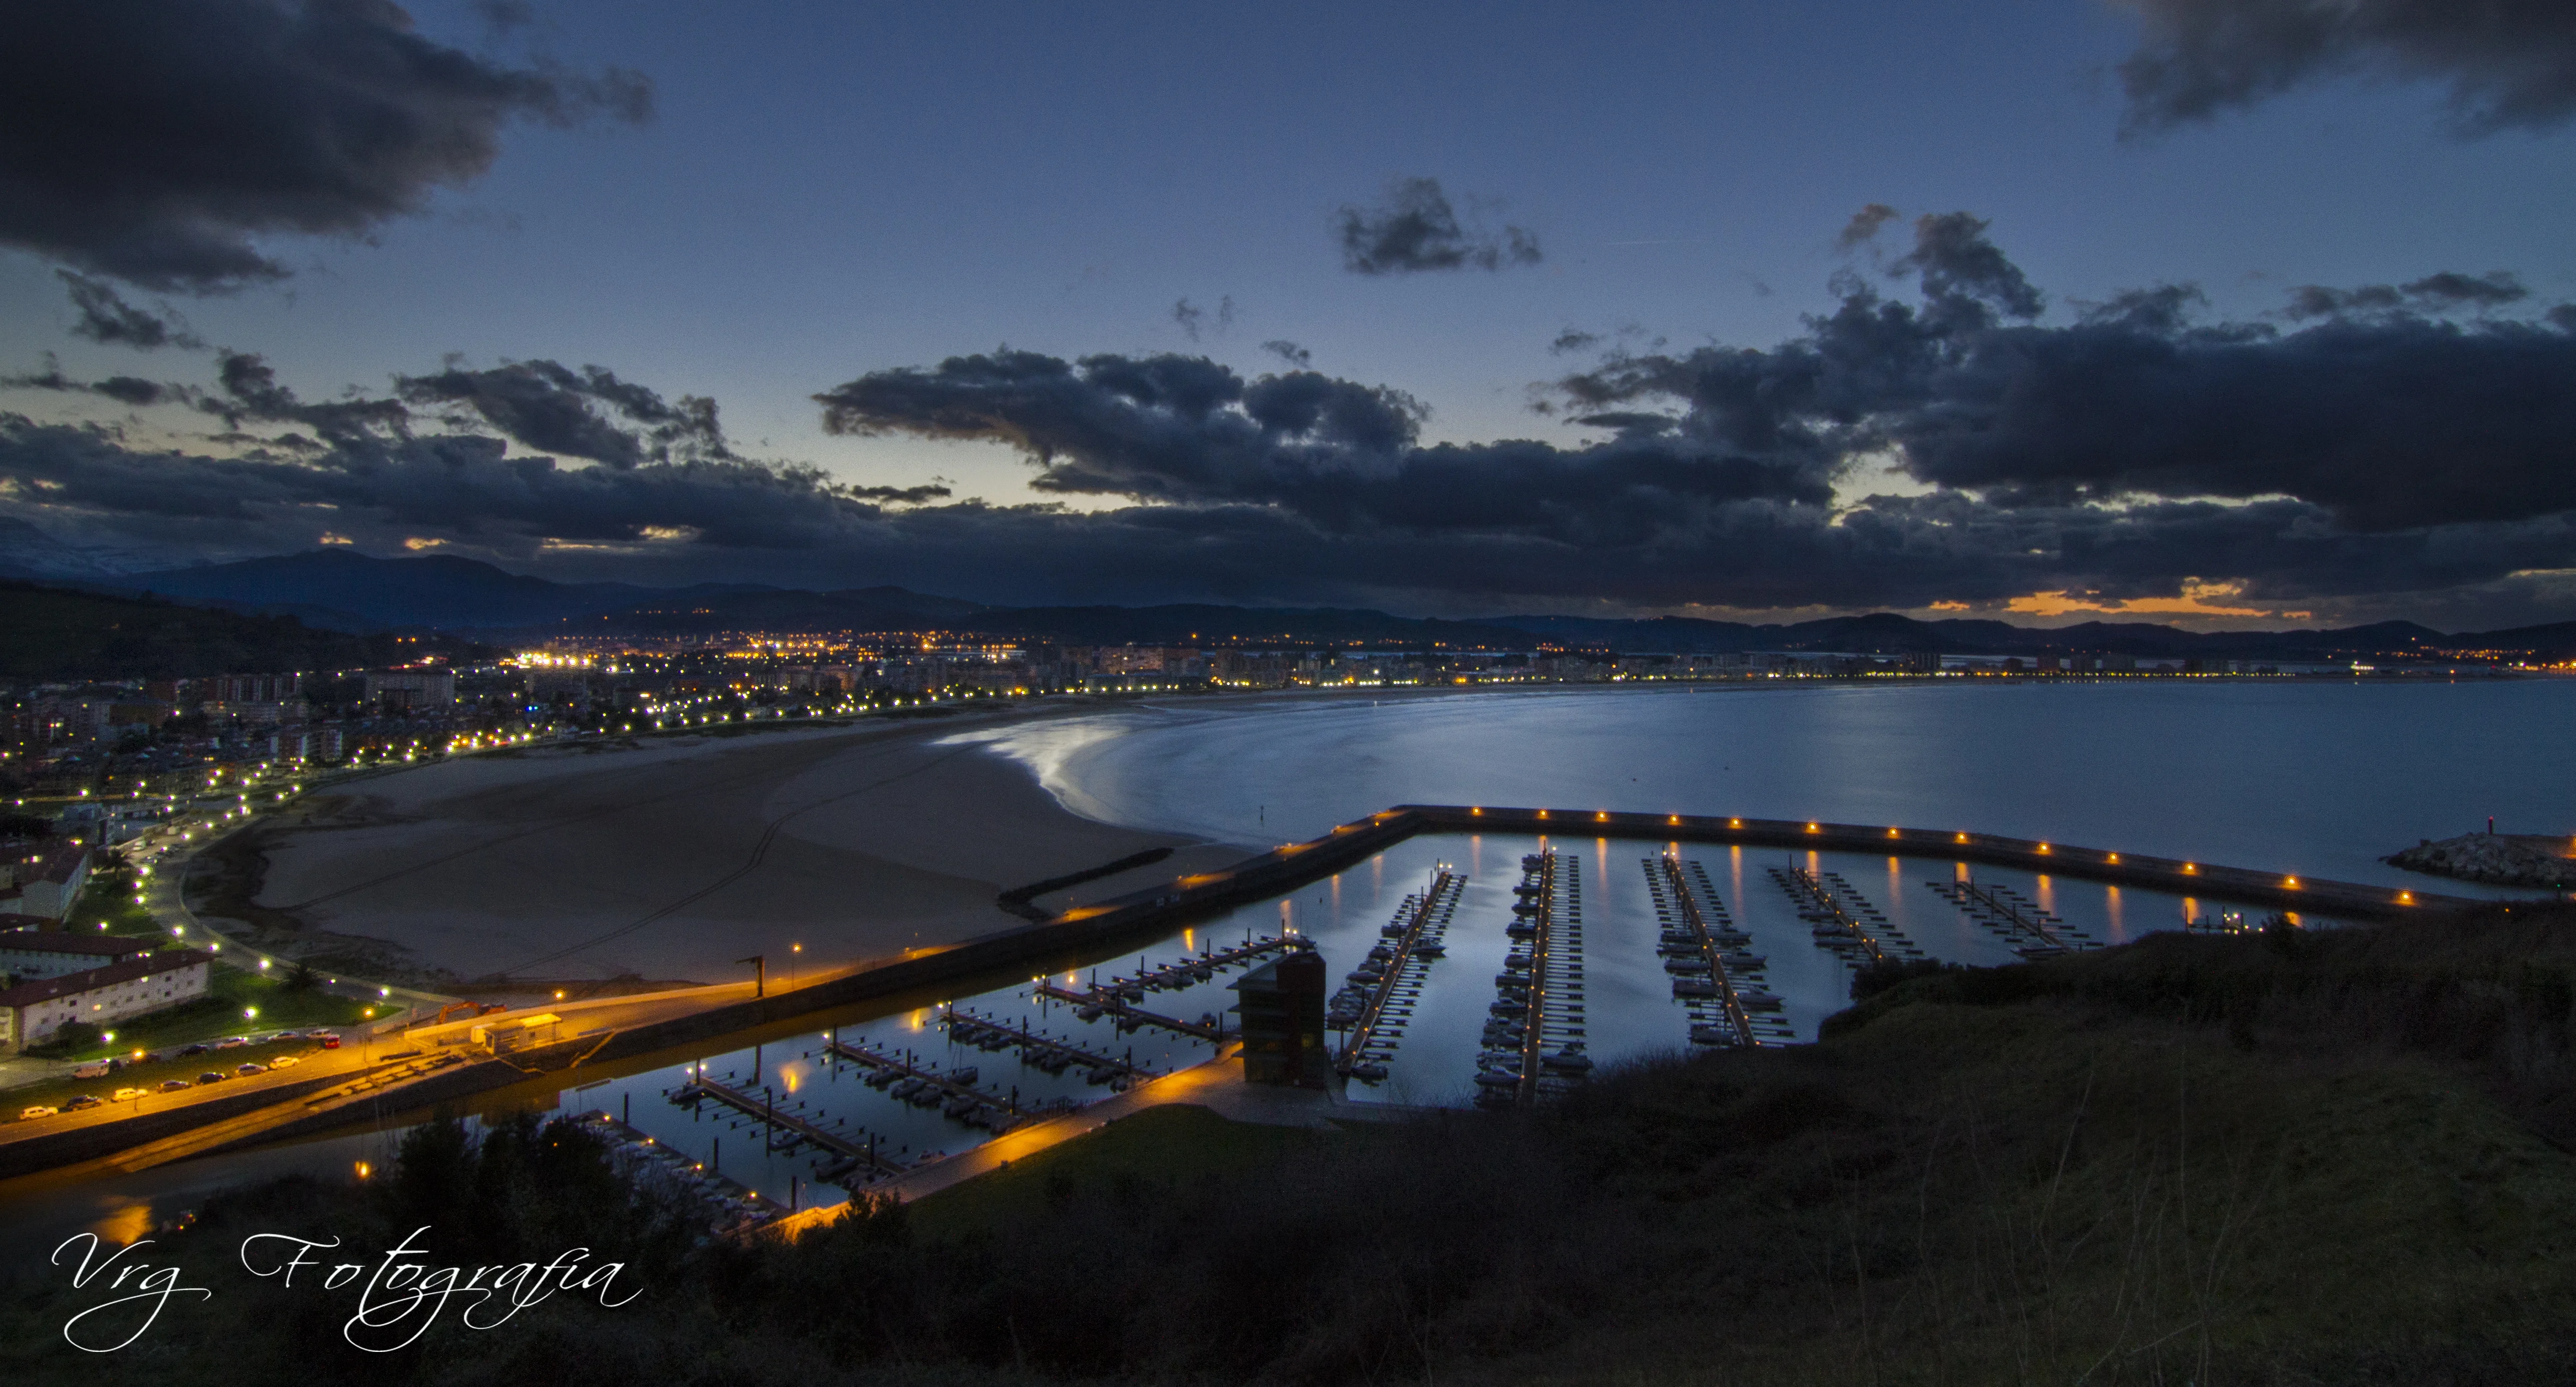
[2387,834,2576,889]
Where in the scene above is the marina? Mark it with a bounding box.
[0,800,2449,1243]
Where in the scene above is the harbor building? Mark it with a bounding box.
[0,948,213,1054]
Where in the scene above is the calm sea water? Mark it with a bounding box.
[966,679,2576,893]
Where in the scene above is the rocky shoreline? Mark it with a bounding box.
[2386,833,2576,889]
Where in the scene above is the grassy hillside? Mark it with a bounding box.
[6,901,2573,1384]
[0,582,480,680]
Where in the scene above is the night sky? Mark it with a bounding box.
[4,1,2574,629]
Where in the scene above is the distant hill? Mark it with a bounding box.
[0,583,484,682]
[115,550,667,631]
[47,545,2576,662]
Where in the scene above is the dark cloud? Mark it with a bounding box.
[2,357,178,407]
[1335,177,1542,275]
[57,271,200,349]
[0,413,877,558]
[205,350,411,443]
[1556,213,2576,534]
[1549,329,1603,355]
[2283,270,2528,319]
[393,359,731,467]
[1891,212,2045,324]
[7,210,2576,625]
[2119,0,2576,135]
[0,0,652,290]
[815,351,1830,550]
[1837,203,1902,249]
[1169,297,1238,341]
[1261,340,1312,368]
[847,483,953,505]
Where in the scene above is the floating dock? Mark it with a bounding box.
[817,1035,1028,1132]
[940,1007,1156,1089]
[1334,866,1465,1080]
[667,1070,905,1181]
[1771,866,1927,967]
[1928,879,2099,956]
[1478,851,1590,1108]
[1030,983,1225,1042]
[1648,855,1793,1046]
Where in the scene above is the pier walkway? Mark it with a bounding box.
[941,1008,1156,1087]
[668,1071,904,1180]
[1088,935,1300,1001]
[1929,880,2099,956]
[1031,984,1225,1042]
[1772,867,1928,968]
[817,1036,1027,1132]
[1333,867,1464,1079]
[1478,852,1589,1108]
[1649,856,1791,1046]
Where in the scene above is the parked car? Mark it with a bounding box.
[139,1051,166,1064]
[157,1079,191,1093]
[318,1033,342,1050]
[18,1105,57,1121]
[214,1036,249,1049]
[268,1054,299,1068]
[71,1061,111,1079]
[111,1087,144,1102]
[62,1094,103,1111]
[178,1043,210,1057]
[195,1071,226,1085]
[265,1031,301,1042]
[235,1061,267,1075]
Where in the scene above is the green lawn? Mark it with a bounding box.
[906,1102,1340,1239]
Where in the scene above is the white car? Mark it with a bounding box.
[268,1054,299,1068]
[18,1105,57,1121]
[111,1087,145,1101]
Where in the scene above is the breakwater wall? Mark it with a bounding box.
[1393,805,2476,920]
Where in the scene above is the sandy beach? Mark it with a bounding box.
[198,704,1256,991]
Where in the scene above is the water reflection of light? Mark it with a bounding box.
[2036,875,2056,915]
[2105,886,2125,942]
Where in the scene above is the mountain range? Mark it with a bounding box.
[16,546,2576,661]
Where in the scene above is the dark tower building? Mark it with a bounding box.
[1229,949,1328,1086]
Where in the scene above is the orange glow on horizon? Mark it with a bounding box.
[2004,581,2297,621]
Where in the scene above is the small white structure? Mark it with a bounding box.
[0,948,212,1054]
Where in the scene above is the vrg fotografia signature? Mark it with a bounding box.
[50,1226,640,1352]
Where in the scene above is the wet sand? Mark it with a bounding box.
[223,707,1255,989]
